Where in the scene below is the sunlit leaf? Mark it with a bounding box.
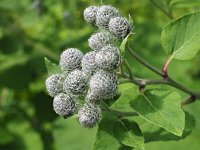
[114,119,145,150]
[130,89,185,136]
[161,12,200,60]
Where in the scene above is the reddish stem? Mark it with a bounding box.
[162,56,173,79]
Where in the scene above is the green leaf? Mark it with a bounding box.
[44,57,61,76]
[161,12,200,60]
[170,0,200,8]
[94,113,142,150]
[93,114,121,150]
[129,14,134,26]
[114,119,145,150]
[111,83,139,112]
[120,33,134,57]
[133,112,195,143]
[130,89,185,136]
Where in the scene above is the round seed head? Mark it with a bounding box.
[88,70,118,101]
[96,5,119,29]
[63,70,88,95]
[109,17,132,39]
[53,93,77,116]
[78,103,101,128]
[59,48,83,72]
[88,31,114,51]
[83,6,98,24]
[45,73,65,97]
[95,45,120,70]
[81,51,99,76]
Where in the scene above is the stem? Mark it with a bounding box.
[162,55,173,78]
[123,59,133,79]
[126,78,200,100]
[127,46,200,101]
[119,71,142,86]
[108,109,139,117]
[181,96,196,105]
[127,46,164,76]
[101,101,138,117]
[119,61,125,75]
[167,78,200,99]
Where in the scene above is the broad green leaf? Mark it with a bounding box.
[93,114,121,150]
[130,89,185,136]
[120,33,134,57]
[133,112,195,143]
[114,119,145,150]
[170,0,200,8]
[161,12,200,60]
[111,83,139,112]
[44,57,62,76]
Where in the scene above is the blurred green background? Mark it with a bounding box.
[0,0,200,150]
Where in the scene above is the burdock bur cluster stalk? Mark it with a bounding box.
[45,5,132,128]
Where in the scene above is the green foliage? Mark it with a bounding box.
[120,33,134,57]
[44,57,62,76]
[94,113,143,150]
[138,111,195,142]
[111,83,138,111]
[130,89,185,136]
[94,114,121,150]
[114,119,145,150]
[170,0,200,8]
[1,0,200,150]
[161,12,200,60]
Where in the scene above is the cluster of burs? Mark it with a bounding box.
[45,5,132,128]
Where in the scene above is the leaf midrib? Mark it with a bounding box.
[142,93,180,135]
[172,27,200,57]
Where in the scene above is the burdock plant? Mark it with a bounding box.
[44,2,200,150]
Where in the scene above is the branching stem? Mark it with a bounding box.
[127,46,163,76]
[101,101,138,117]
[125,46,200,104]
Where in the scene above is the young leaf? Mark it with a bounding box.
[130,89,185,136]
[129,14,134,26]
[161,12,200,60]
[120,33,134,57]
[44,57,62,76]
[114,119,145,150]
